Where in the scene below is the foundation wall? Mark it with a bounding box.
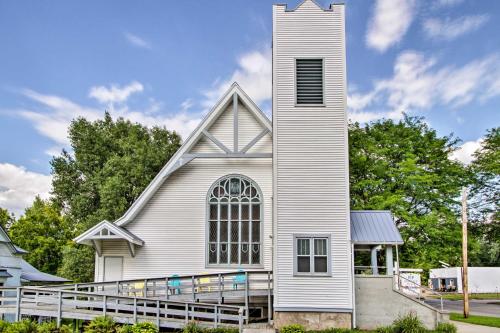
[273,311,352,330]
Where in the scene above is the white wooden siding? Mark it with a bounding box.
[208,100,235,151]
[273,1,352,311]
[96,158,272,281]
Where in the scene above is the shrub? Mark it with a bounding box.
[130,322,158,333]
[280,324,306,333]
[434,322,457,333]
[392,313,426,333]
[5,320,38,333]
[84,316,117,333]
[117,325,133,333]
[0,321,10,333]
[310,329,356,333]
[375,326,394,333]
[37,321,71,333]
[204,329,239,333]
[183,322,203,333]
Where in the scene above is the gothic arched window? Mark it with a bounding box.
[207,175,262,266]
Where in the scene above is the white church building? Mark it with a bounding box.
[75,1,445,330]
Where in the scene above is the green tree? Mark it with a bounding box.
[50,112,181,281]
[57,244,95,282]
[0,208,15,230]
[9,197,71,275]
[348,115,473,270]
[469,127,499,266]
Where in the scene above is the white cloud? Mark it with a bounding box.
[423,15,489,41]
[0,163,52,216]
[89,81,144,104]
[19,85,201,151]
[433,0,464,8]
[366,0,416,52]
[180,99,194,112]
[20,89,100,145]
[451,139,483,165]
[202,48,271,109]
[347,51,500,115]
[124,32,151,49]
[347,109,404,123]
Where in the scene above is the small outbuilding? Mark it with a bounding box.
[430,267,500,293]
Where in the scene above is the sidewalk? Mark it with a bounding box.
[454,322,500,333]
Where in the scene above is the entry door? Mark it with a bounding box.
[103,256,123,281]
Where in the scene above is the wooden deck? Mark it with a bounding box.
[0,271,273,332]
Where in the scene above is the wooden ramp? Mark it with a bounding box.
[0,271,273,332]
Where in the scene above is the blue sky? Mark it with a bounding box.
[0,0,499,214]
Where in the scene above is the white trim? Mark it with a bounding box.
[110,82,272,227]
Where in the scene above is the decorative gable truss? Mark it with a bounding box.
[74,220,144,257]
[75,82,272,248]
[186,86,272,159]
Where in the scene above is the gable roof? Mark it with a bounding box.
[350,210,404,245]
[74,220,144,246]
[94,82,271,228]
[0,225,26,255]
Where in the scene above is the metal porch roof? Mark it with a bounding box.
[351,210,404,245]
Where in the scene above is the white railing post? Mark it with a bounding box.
[244,272,249,324]
[192,276,196,302]
[57,291,62,328]
[102,295,107,316]
[218,274,222,304]
[214,305,218,328]
[184,303,189,325]
[156,300,160,328]
[238,308,244,333]
[15,287,21,322]
[165,277,169,300]
[133,298,137,323]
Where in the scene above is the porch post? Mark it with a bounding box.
[371,246,378,275]
[386,245,393,275]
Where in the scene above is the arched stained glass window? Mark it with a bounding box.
[207,175,262,266]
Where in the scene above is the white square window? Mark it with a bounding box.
[294,235,330,276]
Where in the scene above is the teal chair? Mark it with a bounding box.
[232,270,246,290]
[169,274,181,295]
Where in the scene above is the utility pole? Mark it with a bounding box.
[461,188,469,318]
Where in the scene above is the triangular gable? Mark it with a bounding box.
[74,220,144,246]
[102,82,272,227]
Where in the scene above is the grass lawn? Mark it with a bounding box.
[450,313,500,328]
[429,293,500,300]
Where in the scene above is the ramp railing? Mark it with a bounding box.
[42,270,272,323]
[394,273,444,311]
[0,286,245,331]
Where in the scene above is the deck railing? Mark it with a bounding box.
[0,286,246,331]
[42,270,273,323]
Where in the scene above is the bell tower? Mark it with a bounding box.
[272,0,353,329]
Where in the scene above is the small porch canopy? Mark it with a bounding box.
[74,220,144,257]
[351,210,403,275]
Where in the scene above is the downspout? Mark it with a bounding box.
[351,242,356,328]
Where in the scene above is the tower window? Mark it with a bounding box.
[294,234,331,275]
[296,58,324,105]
